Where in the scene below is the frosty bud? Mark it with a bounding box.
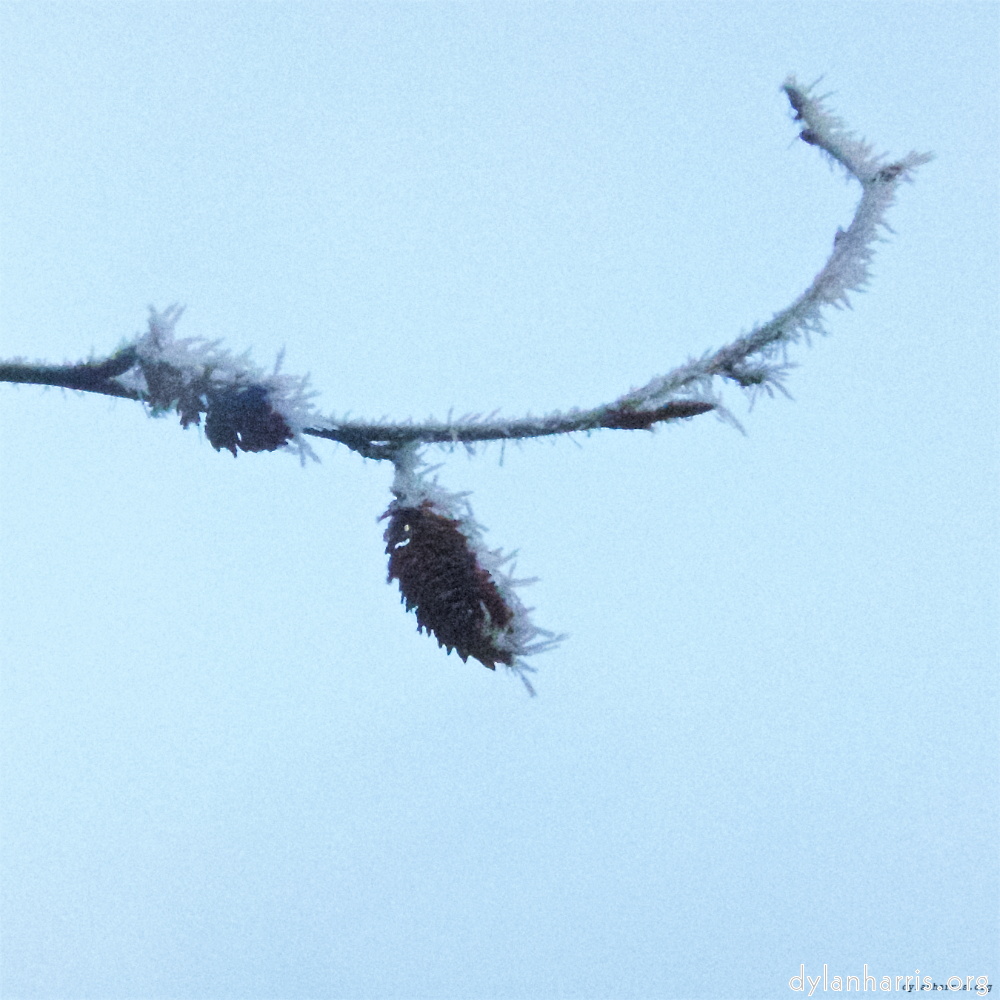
[384,500,515,670]
[380,450,561,694]
[205,384,293,457]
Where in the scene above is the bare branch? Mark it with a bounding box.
[0,80,931,464]
[0,349,140,399]
[304,401,715,457]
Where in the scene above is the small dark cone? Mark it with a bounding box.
[205,384,293,456]
[383,500,515,669]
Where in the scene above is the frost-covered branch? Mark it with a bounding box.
[616,77,934,421]
[0,79,931,693]
[1,79,931,457]
[0,349,140,399]
[0,310,715,463]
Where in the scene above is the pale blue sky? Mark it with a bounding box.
[1,4,997,999]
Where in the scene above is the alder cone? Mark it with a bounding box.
[205,384,294,456]
[384,501,515,670]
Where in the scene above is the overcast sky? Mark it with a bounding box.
[1,4,997,999]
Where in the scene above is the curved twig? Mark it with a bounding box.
[1,79,931,464]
